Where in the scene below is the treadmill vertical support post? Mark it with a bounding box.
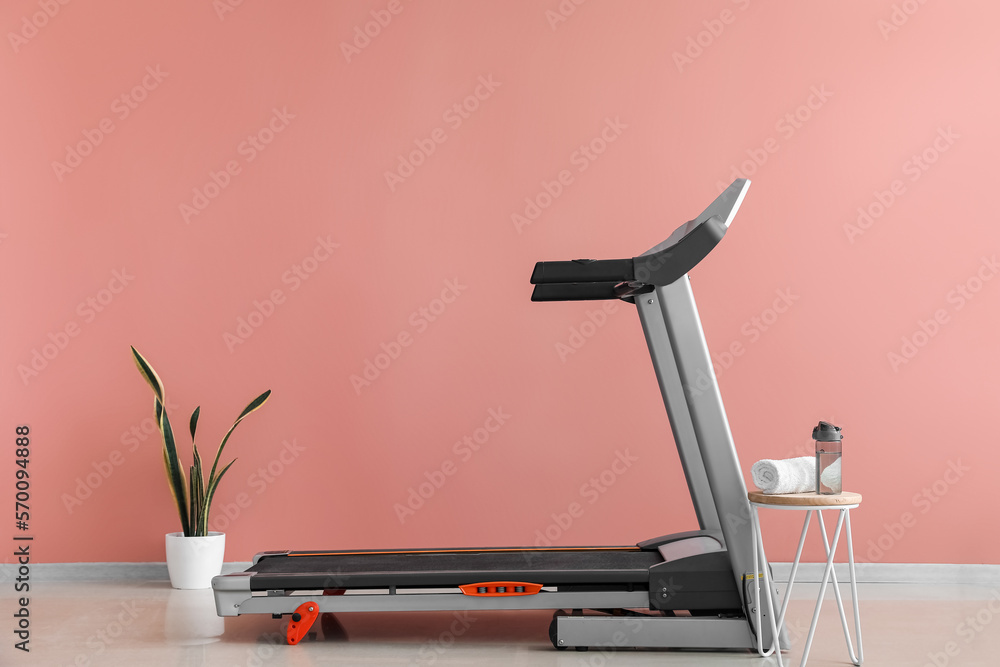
[635,291,720,533]
[636,275,787,649]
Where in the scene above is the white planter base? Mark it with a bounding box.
[165,532,225,590]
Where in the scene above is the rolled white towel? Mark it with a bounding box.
[751,456,816,494]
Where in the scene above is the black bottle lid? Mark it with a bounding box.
[812,421,843,442]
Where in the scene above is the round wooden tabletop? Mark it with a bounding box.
[748,490,862,506]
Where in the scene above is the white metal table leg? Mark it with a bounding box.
[816,510,863,665]
[845,510,864,665]
[799,508,846,666]
[751,505,784,666]
[751,504,765,656]
[776,509,813,631]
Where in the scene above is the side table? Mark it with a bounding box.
[748,490,864,667]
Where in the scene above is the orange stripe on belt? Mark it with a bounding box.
[287,546,639,557]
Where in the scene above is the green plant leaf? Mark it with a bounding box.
[188,466,196,538]
[207,390,271,486]
[162,447,192,537]
[190,411,203,536]
[131,347,164,404]
[192,445,205,537]
[236,389,272,422]
[189,406,200,441]
[157,399,190,537]
[133,347,189,532]
[202,459,237,535]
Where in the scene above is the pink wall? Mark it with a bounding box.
[2,1,997,566]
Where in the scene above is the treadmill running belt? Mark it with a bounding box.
[247,548,662,590]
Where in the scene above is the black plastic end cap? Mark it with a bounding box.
[530,262,545,284]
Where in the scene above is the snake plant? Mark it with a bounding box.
[131,346,270,537]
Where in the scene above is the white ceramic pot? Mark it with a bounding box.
[165,532,225,589]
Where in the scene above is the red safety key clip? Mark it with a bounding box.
[286,600,320,645]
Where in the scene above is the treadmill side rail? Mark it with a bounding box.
[252,550,290,565]
[637,529,724,551]
[231,590,651,615]
[213,573,252,617]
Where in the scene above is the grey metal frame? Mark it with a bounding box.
[213,179,787,651]
[635,275,785,649]
[214,572,651,616]
[554,615,755,650]
[630,179,786,649]
[636,284,721,532]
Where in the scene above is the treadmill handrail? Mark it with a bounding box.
[529,215,727,301]
[529,179,749,299]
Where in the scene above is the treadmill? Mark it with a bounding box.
[213,179,788,651]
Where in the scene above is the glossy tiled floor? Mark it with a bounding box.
[4,581,999,666]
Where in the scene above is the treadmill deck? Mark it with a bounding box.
[247,546,662,590]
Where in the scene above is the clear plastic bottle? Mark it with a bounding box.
[814,421,843,495]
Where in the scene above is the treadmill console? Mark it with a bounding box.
[530,179,750,301]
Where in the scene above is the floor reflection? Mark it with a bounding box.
[163,588,224,646]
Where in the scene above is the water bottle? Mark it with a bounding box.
[814,421,843,494]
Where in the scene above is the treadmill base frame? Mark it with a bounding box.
[554,614,756,650]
